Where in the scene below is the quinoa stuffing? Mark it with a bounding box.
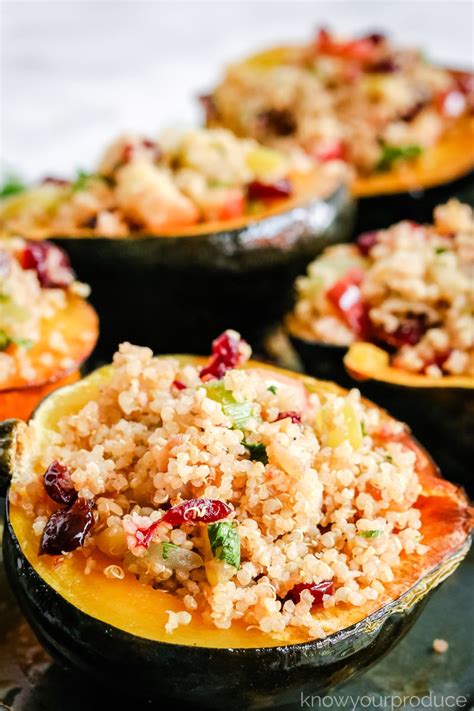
[207,28,473,175]
[0,128,319,237]
[0,236,91,386]
[290,201,474,377]
[11,330,432,641]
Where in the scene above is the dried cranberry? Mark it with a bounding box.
[0,249,11,278]
[134,498,232,548]
[41,176,71,187]
[285,580,334,607]
[377,316,427,348]
[356,230,379,255]
[21,240,74,288]
[367,58,399,73]
[364,32,386,45]
[199,93,218,123]
[173,380,186,391]
[326,268,368,338]
[312,139,346,163]
[247,179,292,201]
[39,498,94,555]
[121,138,161,165]
[200,330,246,380]
[44,461,77,506]
[400,100,427,122]
[422,349,452,374]
[257,108,296,137]
[276,411,302,424]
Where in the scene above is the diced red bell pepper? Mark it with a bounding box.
[326,267,368,338]
[285,580,334,607]
[312,139,346,163]
[200,330,246,381]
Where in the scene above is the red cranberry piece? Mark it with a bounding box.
[44,461,77,506]
[312,139,346,163]
[247,179,292,201]
[364,32,386,44]
[173,380,186,391]
[285,580,334,607]
[21,240,75,288]
[121,138,161,165]
[256,109,296,137]
[200,330,246,380]
[134,497,232,548]
[276,411,302,424]
[400,100,427,122]
[39,498,94,555]
[379,317,427,348]
[422,349,452,374]
[0,249,11,278]
[41,176,71,187]
[367,58,399,73]
[356,231,379,256]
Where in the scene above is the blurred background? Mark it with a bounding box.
[1,0,473,181]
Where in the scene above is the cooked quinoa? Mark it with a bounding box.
[290,201,474,377]
[207,28,473,175]
[11,331,430,641]
[0,237,89,385]
[0,128,318,237]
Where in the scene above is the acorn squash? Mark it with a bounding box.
[1,359,471,709]
[0,295,98,421]
[47,174,354,356]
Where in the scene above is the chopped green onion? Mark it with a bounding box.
[359,530,383,539]
[0,331,33,351]
[376,144,423,172]
[361,421,367,437]
[267,385,277,395]
[0,175,26,199]
[243,441,268,464]
[205,382,254,429]
[207,521,240,568]
[435,247,447,255]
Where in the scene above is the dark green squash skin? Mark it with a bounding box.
[289,335,473,493]
[0,419,21,497]
[353,169,474,234]
[50,184,354,358]
[1,501,440,710]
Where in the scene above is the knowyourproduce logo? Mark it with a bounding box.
[300,692,469,710]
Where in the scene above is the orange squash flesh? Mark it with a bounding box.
[0,294,98,420]
[8,361,472,649]
[353,115,474,197]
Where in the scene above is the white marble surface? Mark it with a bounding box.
[2,0,473,180]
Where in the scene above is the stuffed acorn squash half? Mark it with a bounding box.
[287,201,474,489]
[1,330,471,709]
[205,29,474,233]
[0,236,98,420]
[0,128,354,356]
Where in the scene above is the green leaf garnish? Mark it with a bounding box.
[376,144,423,172]
[359,530,383,539]
[205,382,254,429]
[243,441,268,464]
[267,385,277,395]
[0,330,33,351]
[435,247,447,255]
[161,542,180,560]
[0,175,26,199]
[207,521,240,568]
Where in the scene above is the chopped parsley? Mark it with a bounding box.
[435,247,448,255]
[376,144,423,172]
[161,542,180,560]
[207,521,240,568]
[267,385,278,395]
[243,441,268,464]
[0,175,25,198]
[0,331,33,351]
[359,530,383,539]
[361,421,368,437]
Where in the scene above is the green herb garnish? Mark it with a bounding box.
[361,421,367,437]
[243,441,268,464]
[0,331,33,351]
[267,385,277,395]
[207,521,241,568]
[0,175,26,199]
[359,530,383,539]
[435,247,447,255]
[205,382,254,429]
[161,542,180,560]
[376,144,423,172]
[71,170,94,193]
